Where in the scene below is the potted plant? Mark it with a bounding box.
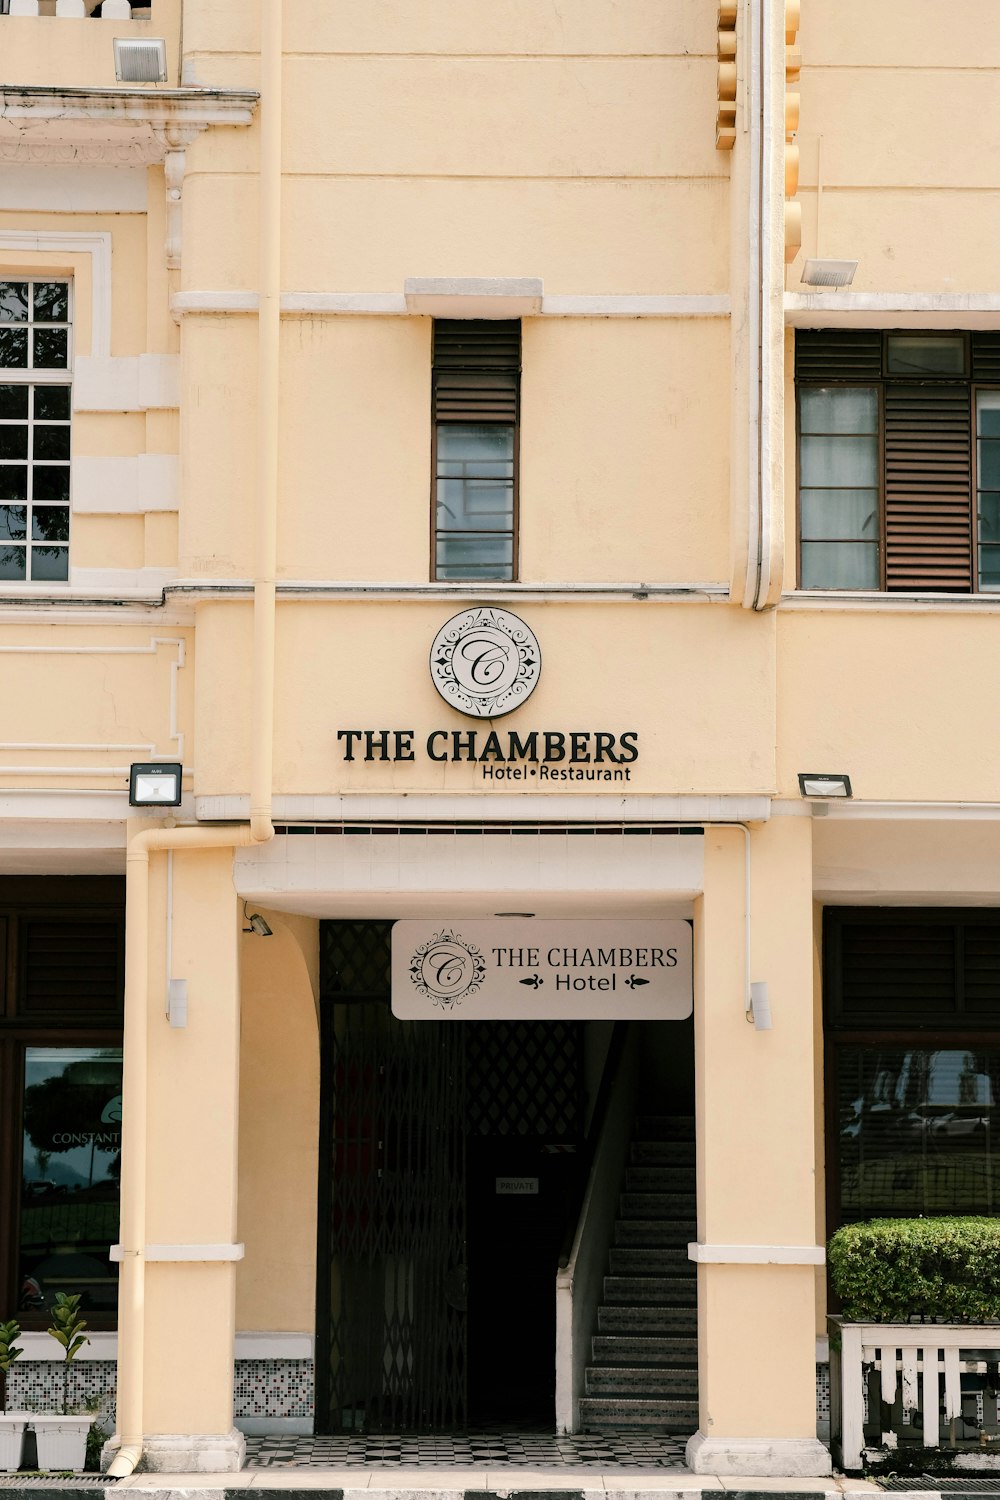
[30,1294,93,1474]
[0,1320,28,1472]
[828,1217,1000,1476]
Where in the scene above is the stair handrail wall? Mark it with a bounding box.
[556,1022,640,1433]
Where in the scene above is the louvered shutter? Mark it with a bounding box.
[826,909,1000,1028]
[20,915,123,1017]
[883,384,973,591]
[432,320,520,422]
[794,330,881,382]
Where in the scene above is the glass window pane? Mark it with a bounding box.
[979,441,1000,492]
[32,507,69,543]
[20,1047,122,1313]
[437,478,513,530]
[0,467,28,503]
[34,387,70,421]
[0,427,27,461]
[437,423,514,464]
[0,546,26,580]
[980,493,1000,542]
[32,329,68,370]
[0,386,28,419]
[799,387,877,435]
[0,284,28,324]
[31,546,69,582]
[800,433,878,488]
[801,488,879,541]
[32,283,69,324]
[437,533,513,580]
[800,540,879,589]
[837,1047,1000,1224]
[0,330,28,368]
[33,466,70,502]
[0,506,27,541]
[33,425,70,462]
[980,543,1000,591]
[886,334,966,375]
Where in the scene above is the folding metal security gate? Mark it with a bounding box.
[315,921,583,1434]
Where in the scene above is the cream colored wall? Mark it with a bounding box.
[0,1,182,89]
[236,913,320,1333]
[191,600,776,798]
[794,0,1000,290]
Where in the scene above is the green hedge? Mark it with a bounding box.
[829,1217,1000,1323]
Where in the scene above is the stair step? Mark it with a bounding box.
[579,1396,699,1431]
[615,1218,696,1247]
[599,1304,697,1333]
[592,1334,698,1364]
[620,1191,697,1218]
[604,1276,697,1305]
[585,1366,699,1396]
[626,1165,695,1192]
[608,1246,693,1275]
[630,1140,696,1165]
[636,1116,696,1140]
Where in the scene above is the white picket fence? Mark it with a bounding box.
[831,1319,1000,1471]
[6,2,134,16]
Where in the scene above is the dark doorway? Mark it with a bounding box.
[316,921,583,1433]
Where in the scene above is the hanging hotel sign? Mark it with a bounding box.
[336,607,641,782]
[391,919,693,1020]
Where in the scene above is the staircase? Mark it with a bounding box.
[578,1115,698,1432]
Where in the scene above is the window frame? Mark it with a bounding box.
[0,277,73,586]
[429,320,521,584]
[0,877,124,1330]
[794,328,995,594]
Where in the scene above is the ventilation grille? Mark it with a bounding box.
[795,329,882,381]
[433,320,520,423]
[21,917,123,1016]
[883,384,972,591]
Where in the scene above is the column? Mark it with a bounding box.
[686,819,830,1477]
[141,846,244,1472]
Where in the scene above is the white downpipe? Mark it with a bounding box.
[743,0,776,612]
[107,0,280,1474]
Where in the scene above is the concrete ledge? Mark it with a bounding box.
[404,276,543,318]
[103,1426,246,1474]
[686,1432,833,1477]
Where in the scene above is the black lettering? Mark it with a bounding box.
[618,731,639,764]
[337,730,363,762]
[427,730,448,762]
[570,732,592,764]
[452,730,478,761]
[507,730,538,762]
[394,730,415,762]
[593,732,619,764]
[479,731,505,762]
[544,731,566,762]
[364,730,391,762]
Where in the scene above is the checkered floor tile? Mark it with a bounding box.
[244,1429,692,1469]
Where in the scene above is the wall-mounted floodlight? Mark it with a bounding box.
[113,37,168,84]
[800,258,858,289]
[129,762,183,807]
[798,772,852,799]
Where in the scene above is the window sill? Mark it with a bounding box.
[781,589,1000,612]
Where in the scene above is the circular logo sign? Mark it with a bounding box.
[408,929,486,1010]
[430,607,541,719]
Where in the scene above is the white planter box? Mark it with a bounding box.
[0,1413,29,1473]
[30,1414,91,1473]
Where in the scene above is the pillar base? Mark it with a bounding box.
[686,1431,832,1477]
[102,1427,246,1473]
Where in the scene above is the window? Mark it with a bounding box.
[0,280,71,583]
[824,908,1000,1236]
[432,320,519,581]
[0,879,124,1327]
[796,329,1000,593]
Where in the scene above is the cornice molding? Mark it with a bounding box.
[0,86,258,266]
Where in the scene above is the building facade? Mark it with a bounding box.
[0,0,997,1479]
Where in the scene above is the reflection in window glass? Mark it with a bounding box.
[799,387,880,588]
[435,423,514,581]
[837,1046,1000,1223]
[978,392,1000,591]
[19,1047,122,1313]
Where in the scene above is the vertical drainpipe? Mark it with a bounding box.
[742,0,782,611]
[106,0,280,1475]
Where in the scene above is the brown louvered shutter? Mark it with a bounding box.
[794,329,881,382]
[432,320,520,422]
[20,915,124,1017]
[883,384,973,591]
